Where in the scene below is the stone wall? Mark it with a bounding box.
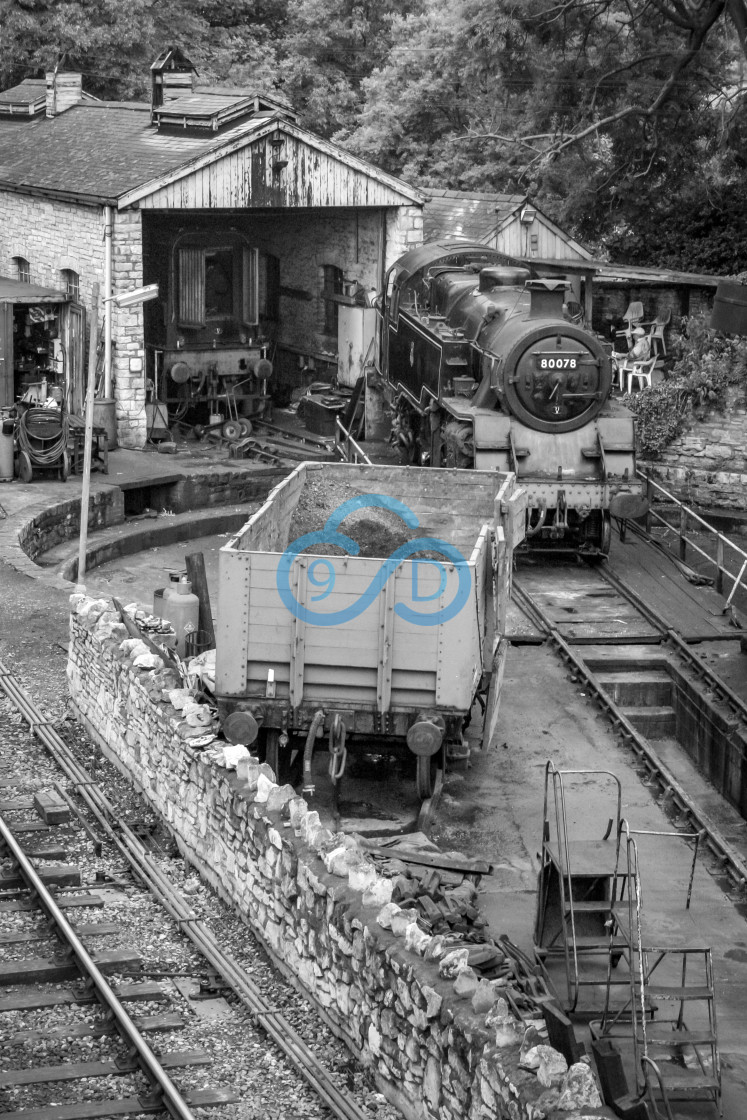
[0,191,147,448]
[67,596,609,1120]
[643,385,747,510]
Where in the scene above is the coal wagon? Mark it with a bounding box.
[214,462,525,799]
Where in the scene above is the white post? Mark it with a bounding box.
[103,207,113,399]
[77,282,100,590]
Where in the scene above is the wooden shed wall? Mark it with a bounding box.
[136,136,416,211]
[490,216,589,261]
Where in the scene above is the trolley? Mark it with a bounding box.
[16,406,70,482]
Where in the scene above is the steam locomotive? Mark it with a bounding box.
[378,242,648,555]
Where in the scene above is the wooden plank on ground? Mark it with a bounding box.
[0,891,104,913]
[0,1088,239,1119]
[9,1011,184,1044]
[0,921,120,944]
[0,948,141,984]
[0,865,81,889]
[0,980,167,1013]
[0,1049,210,1086]
[363,844,491,875]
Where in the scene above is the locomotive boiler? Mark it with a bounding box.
[379,242,647,555]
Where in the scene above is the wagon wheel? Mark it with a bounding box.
[222,419,242,442]
[238,417,253,438]
[59,450,69,482]
[18,451,33,484]
[415,744,445,801]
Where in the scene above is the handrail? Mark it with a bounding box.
[638,468,747,597]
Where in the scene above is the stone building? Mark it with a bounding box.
[0,52,423,447]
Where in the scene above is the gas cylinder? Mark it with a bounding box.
[159,576,200,657]
[153,571,183,620]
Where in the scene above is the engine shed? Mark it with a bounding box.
[0,51,424,447]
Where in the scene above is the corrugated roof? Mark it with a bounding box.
[530,257,726,288]
[0,103,266,203]
[0,277,66,302]
[423,189,526,242]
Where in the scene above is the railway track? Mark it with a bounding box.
[0,662,380,1120]
[513,556,747,892]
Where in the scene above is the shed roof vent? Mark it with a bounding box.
[0,79,47,119]
[151,46,198,120]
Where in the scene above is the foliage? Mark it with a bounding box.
[0,0,746,268]
[0,0,281,99]
[627,314,747,458]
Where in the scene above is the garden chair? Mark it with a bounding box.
[626,356,658,394]
[615,301,644,348]
[642,308,672,356]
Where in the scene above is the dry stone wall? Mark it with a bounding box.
[67,595,610,1120]
[643,386,747,510]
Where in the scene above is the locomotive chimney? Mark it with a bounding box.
[527,278,568,319]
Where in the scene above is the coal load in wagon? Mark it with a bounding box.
[287,474,447,560]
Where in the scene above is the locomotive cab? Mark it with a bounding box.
[380,242,647,556]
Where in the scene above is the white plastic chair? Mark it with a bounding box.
[642,308,672,356]
[626,356,657,394]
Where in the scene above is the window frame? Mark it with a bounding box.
[176,241,259,331]
[14,257,31,284]
[61,268,80,301]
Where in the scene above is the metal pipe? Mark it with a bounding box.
[303,709,325,795]
[104,206,113,398]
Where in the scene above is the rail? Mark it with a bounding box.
[639,468,747,598]
[335,416,372,465]
[0,811,199,1120]
[0,660,370,1120]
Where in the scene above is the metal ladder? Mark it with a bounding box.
[615,822,722,1118]
[534,763,634,1013]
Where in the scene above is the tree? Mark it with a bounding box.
[340,0,747,268]
[0,0,281,100]
[278,0,416,137]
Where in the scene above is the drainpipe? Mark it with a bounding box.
[104,206,113,399]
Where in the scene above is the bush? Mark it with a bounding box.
[626,314,747,458]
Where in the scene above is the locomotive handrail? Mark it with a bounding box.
[638,468,747,599]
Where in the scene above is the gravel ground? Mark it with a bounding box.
[0,564,399,1120]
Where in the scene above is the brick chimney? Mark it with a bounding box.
[46,72,83,117]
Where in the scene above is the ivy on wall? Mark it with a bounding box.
[626,315,747,460]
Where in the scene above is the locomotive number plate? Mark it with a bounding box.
[534,352,582,371]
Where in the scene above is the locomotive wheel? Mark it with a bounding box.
[443,421,474,468]
[18,451,33,484]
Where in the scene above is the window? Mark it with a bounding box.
[62,269,80,301]
[323,264,343,337]
[14,257,30,284]
[177,243,258,329]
